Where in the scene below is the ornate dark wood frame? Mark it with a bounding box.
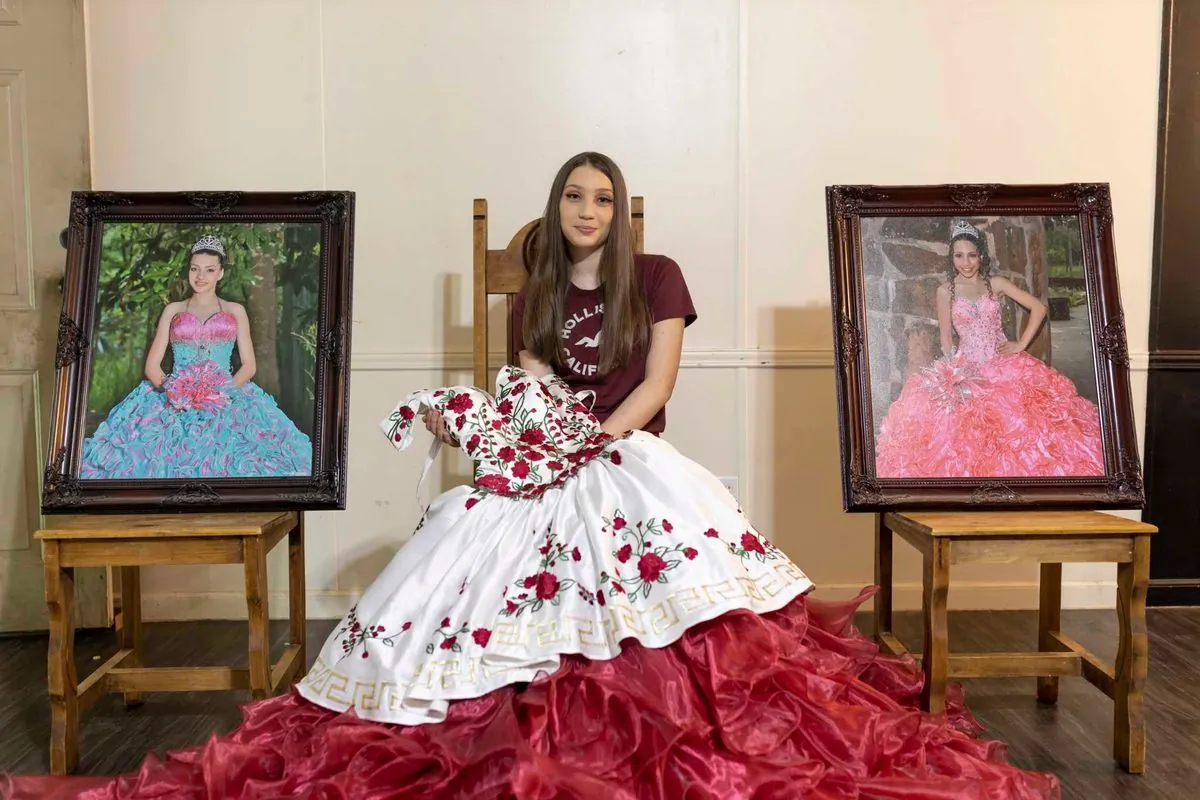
[826,182,1144,512]
[41,190,355,514]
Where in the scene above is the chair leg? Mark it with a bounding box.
[1037,562,1062,705]
[921,539,950,714]
[873,514,894,645]
[243,537,271,699]
[1114,535,1149,773]
[289,514,307,682]
[44,543,79,775]
[118,566,144,707]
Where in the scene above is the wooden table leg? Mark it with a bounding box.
[43,542,78,775]
[1114,535,1149,773]
[243,537,271,699]
[1037,562,1062,705]
[874,513,893,645]
[118,566,144,707]
[921,538,950,714]
[289,514,307,681]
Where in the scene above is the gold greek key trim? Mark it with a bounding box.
[299,562,812,716]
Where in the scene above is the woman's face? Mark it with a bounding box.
[951,238,982,279]
[558,164,614,259]
[188,253,223,294]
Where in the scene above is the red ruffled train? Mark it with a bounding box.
[1,588,1059,799]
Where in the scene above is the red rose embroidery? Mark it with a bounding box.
[638,552,667,583]
[472,628,492,647]
[741,532,765,554]
[535,572,560,600]
[518,428,546,446]
[447,394,473,414]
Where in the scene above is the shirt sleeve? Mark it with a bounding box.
[646,255,697,327]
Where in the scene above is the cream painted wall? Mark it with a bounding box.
[81,0,1163,620]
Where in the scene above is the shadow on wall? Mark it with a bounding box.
[764,305,879,596]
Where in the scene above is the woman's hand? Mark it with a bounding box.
[996,340,1026,355]
[423,409,459,447]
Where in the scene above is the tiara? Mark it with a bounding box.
[191,234,226,256]
[950,220,980,240]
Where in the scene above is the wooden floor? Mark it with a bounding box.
[1,608,1197,798]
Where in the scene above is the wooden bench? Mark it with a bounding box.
[36,511,307,775]
[874,510,1154,773]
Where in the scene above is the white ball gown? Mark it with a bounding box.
[3,366,1061,800]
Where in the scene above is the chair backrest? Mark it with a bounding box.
[472,195,644,389]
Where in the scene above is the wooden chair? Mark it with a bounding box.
[36,511,307,775]
[471,196,644,389]
[874,510,1155,773]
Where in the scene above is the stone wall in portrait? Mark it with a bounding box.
[863,216,1050,437]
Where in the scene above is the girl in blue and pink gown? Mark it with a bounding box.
[874,220,1104,478]
[79,234,312,479]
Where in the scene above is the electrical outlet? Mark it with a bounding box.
[718,476,739,497]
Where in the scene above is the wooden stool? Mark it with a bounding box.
[36,511,307,776]
[874,510,1154,774]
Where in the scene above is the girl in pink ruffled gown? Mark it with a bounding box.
[874,220,1104,478]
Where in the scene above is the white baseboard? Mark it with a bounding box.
[808,581,1117,612]
[139,580,1117,623]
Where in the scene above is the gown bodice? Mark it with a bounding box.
[951,293,1007,365]
[170,310,238,372]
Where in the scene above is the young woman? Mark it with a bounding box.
[5,160,1060,800]
[78,234,313,479]
[874,220,1104,478]
[425,151,696,442]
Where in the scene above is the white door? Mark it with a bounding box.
[0,0,108,632]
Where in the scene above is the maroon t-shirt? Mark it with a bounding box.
[512,253,697,434]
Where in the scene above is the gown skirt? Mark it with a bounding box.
[1,367,1061,800]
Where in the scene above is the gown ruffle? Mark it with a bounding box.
[3,365,1061,799]
[79,310,312,479]
[875,294,1104,478]
[0,588,1059,800]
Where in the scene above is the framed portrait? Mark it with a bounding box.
[825,183,1143,511]
[41,190,355,513]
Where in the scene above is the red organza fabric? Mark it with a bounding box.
[1,588,1059,800]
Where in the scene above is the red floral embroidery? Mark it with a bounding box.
[600,511,696,602]
[729,529,782,564]
[425,618,473,654]
[501,529,577,617]
[335,605,412,661]
[382,366,632,502]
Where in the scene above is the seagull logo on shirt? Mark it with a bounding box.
[575,332,601,349]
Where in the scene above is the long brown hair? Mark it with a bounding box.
[521,151,651,374]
